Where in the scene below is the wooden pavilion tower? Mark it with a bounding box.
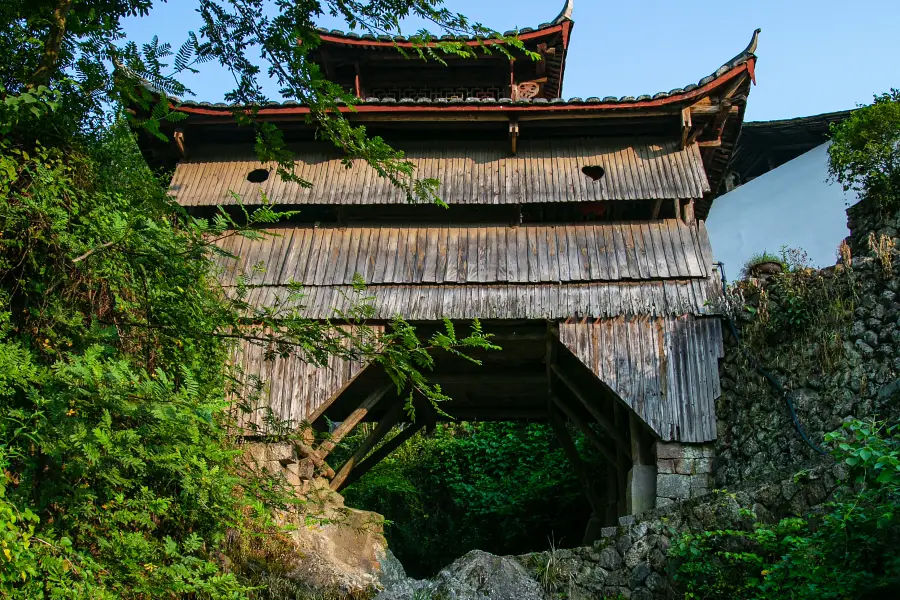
[139,1,759,526]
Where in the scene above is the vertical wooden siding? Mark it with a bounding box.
[233,325,382,433]
[559,316,723,443]
[213,221,717,286]
[170,139,710,206]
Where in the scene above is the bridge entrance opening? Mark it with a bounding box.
[301,321,660,540]
[332,418,606,578]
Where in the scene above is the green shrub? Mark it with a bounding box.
[740,251,786,279]
[671,419,900,599]
[339,422,604,577]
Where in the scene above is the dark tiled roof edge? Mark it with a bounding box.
[168,52,753,109]
[159,28,759,111]
[313,0,575,43]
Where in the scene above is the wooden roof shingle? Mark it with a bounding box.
[171,139,710,207]
[214,221,716,287]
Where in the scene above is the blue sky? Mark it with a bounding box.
[123,0,899,121]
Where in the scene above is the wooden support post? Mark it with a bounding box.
[685,122,707,147]
[683,200,696,225]
[547,403,604,517]
[550,364,629,454]
[293,442,335,479]
[651,198,663,220]
[318,384,391,460]
[330,397,405,491]
[673,198,682,222]
[680,107,692,150]
[509,117,520,155]
[708,100,733,145]
[536,43,549,76]
[546,320,558,407]
[173,129,186,158]
[305,364,372,428]
[354,63,362,98]
[336,420,426,491]
[552,394,618,466]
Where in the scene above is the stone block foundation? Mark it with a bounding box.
[655,442,715,507]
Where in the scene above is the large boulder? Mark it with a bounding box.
[378,549,547,600]
[281,478,389,594]
[231,477,392,597]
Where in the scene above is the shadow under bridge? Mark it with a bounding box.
[279,317,722,533]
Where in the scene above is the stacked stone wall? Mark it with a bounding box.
[517,461,847,600]
[714,200,900,487]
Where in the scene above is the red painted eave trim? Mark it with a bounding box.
[172,61,751,118]
[317,23,568,49]
[560,20,572,50]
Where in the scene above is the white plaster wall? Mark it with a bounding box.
[706,142,854,279]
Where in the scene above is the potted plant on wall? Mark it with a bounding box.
[741,251,786,279]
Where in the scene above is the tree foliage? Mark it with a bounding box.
[829,89,900,211]
[0,1,514,597]
[338,422,605,578]
[671,420,900,600]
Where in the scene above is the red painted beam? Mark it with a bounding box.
[171,60,752,118]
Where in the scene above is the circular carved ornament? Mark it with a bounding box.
[517,81,540,99]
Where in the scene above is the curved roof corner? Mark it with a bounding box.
[554,0,575,24]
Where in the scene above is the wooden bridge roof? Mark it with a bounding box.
[215,220,720,320]
[224,219,723,443]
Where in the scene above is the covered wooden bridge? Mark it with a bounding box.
[140,1,758,524]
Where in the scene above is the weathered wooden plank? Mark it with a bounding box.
[414,227,428,282]
[647,222,671,279]
[368,227,386,283]
[338,420,426,490]
[477,227,490,282]
[550,362,629,453]
[497,226,510,282]
[330,395,405,491]
[677,222,704,277]
[697,221,717,275]
[664,220,688,277]
[174,138,710,207]
[627,223,651,280]
[552,226,568,282]
[612,224,635,279]
[215,223,711,287]
[444,227,459,284]
[465,226,479,283]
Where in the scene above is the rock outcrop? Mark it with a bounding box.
[378,550,547,600]
[282,478,389,593]
[229,474,391,598]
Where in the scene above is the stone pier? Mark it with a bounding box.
[655,442,715,507]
